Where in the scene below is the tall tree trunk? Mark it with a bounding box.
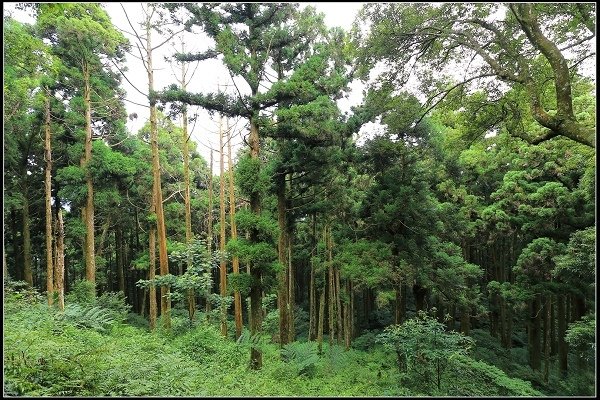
[54,209,65,311]
[317,289,325,355]
[22,189,33,286]
[116,226,125,293]
[277,173,289,346]
[460,305,471,336]
[180,61,196,321]
[219,114,228,337]
[557,293,568,377]
[227,123,243,339]
[528,295,542,371]
[550,299,557,356]
[206,149,214,321]
[82,62,96,287]
[248,115,263,369]
[44,94,54,305]
[413,284,427,312]
[335,268,343,344]
[149,189,157,330]
[308,213,317,341]
[543,295,551,382]
[327,224,335,346]
[146,21,170,330]
[394,286,403,324]
[344,280,351,350]
[288,234,295,342]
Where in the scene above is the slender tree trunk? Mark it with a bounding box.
[413,284,427,312]
[227,125,243,339]
[344,280,351,350]
[528,295,542,371]
[317,289,325,355]
[54,209,65,311]
[206,150,214,321]
[116,226,125,293]
[557,293,568,377]
[146,21,170,330]
[335,268,343,344]
[550,299,557,356]
[543,295,551,382]
[180,60,196,322]
[277,173,290,346]
[327,225,335,346]
[22,189,33,286]
[460,305,470,336]
[82,62,96,287]
[248,115,263,369]
[288,234,295,342]
[219,115,228,337]
[44,94,54,305]
[308,212,317,341]
[394,286,403,324]
[149,189,157,330]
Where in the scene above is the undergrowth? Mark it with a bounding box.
[4,282,548,396]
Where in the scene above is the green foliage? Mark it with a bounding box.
[377,311,475,392]
[280,341,320,376]
[55,304,114,333]
[447,355,543,397]
[228,272,252,296]
[236,155,271,197]
[65,280,96,303]
[565,314,596,364]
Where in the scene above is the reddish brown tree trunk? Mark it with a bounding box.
[44,95,54,304]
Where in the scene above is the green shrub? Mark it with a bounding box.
[281,341,319,376]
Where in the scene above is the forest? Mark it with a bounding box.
[3,3,596,397]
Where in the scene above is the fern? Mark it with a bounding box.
[55,304,114,333]
[281,341,319,376]
[236,330,270,353]
[327,344,349,372]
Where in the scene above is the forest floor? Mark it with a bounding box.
[2,284,562,397]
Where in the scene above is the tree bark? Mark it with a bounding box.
[543,295,551,382]
[206,149,214,321]
[557,293,568,377]
[277,173,290,346]
[248,115,263,369]
[22,189,33,286]
[180,51,196,323]
[512,4,595,148]
[413,284,427,312]
[288,234,295,343]
[227,120,243,339]
[44,94,54,305]
[82,61,96,286]
[54,209,65,311]
[528,295,542,371]
[219,114,228,337]
[317,289,325,355]
[327,224,335,346]
[149,189,157,330]
[116,226,125,293]
[145,18,170,330]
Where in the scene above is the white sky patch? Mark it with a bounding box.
[2,2,366,174]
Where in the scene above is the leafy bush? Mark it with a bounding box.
[377,311,474,393]
[447,355,543,396]
[352,330,380,351]
[96,291,132,322]
[280,341,319,376]
[65,280,96,304]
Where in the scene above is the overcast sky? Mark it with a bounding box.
[4,2,366,173]
[105,3,366,171]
